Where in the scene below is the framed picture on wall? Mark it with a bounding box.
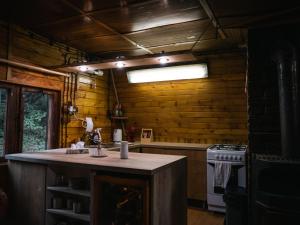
[141,128,153,143]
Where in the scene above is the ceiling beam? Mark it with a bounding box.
[198,0,226,39]
[60,0,154,54]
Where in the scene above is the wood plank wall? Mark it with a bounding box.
[113,53,248,144]
[0,22,111,146]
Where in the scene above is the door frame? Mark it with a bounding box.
[20,87,61,152]
[0,81,61,158]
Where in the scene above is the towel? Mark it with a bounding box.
[214,162,232,189]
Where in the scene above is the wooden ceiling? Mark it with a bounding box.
[1,0,300,61]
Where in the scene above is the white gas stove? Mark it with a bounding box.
[206,144,247,213]
[207,144,247,162]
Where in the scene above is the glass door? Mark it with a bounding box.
[21,88,60,152]
[0,83,60,158]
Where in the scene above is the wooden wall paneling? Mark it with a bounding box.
[0,23,112,148]
[8,161,46,225]
[0,23,8,80]
[113,53,247,144]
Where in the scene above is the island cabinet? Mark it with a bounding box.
[6,150,187,225]
[141,146,207,204]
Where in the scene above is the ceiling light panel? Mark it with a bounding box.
[127,64,208,83]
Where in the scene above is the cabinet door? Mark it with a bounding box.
[142,147,207,201]
[92,175,150,225]
[9,161,46,225]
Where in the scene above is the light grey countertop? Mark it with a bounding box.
[5,148,186,175]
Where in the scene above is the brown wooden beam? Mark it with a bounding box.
[198,0,226,39]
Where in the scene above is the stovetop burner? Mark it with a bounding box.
[209,144,247,151]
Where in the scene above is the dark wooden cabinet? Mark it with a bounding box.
[92,175,149,225]
[8,161,47,225]
[141,147,207,202]
[7,151,187,225]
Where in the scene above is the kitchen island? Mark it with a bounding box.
[6,150,187,225]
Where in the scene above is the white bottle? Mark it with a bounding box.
[120,141,128,159]
[113,129,122,143]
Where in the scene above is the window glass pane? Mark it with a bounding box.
[0,88,7,156]
[22,92,49,152]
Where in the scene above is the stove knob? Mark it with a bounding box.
[234,156,238,160]
[238,156,242,161]
[216,155,219,159]
[229,156,233,160]
[220,155,224,160]
[225,156,229,160]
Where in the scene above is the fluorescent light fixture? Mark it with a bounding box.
[127,64,208,83]
[116,61,125,68]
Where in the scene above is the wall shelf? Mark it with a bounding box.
[46,209,90,222]
[47,186,91,197]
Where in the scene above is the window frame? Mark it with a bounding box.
[0,82,61,160]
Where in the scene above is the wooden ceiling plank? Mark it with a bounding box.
[198,0,227,39]
[219,6,300,28]
[37,0,159,28]
[60,0,154,54]
[190,22,211,51]
[145,37,217,50]
[125,18,208,36]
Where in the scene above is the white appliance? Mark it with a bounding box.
[207,144,247,213]
[113,129,122,143]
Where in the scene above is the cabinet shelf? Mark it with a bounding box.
[46,209,90,222]
[47,186,91,197]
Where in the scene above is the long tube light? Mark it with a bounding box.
[127,63,208,83]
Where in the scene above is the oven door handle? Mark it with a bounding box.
[207,160,245,166]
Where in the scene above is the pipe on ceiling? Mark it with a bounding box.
[0,58,70,77]
[198,0,227,39]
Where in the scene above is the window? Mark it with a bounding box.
[0,83,60,158]
[22,91,49,152]
[0,88,7,157]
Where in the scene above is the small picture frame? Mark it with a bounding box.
[141,128,153,143]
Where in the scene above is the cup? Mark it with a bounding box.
[120,141,128,159]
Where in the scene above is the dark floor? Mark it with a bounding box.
[188,208,224,225]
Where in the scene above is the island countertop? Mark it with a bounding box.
[5,149,186,175]
[138,142,212,150]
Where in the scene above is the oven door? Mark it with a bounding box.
[207,160,246,212]
[207,160,246,193]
